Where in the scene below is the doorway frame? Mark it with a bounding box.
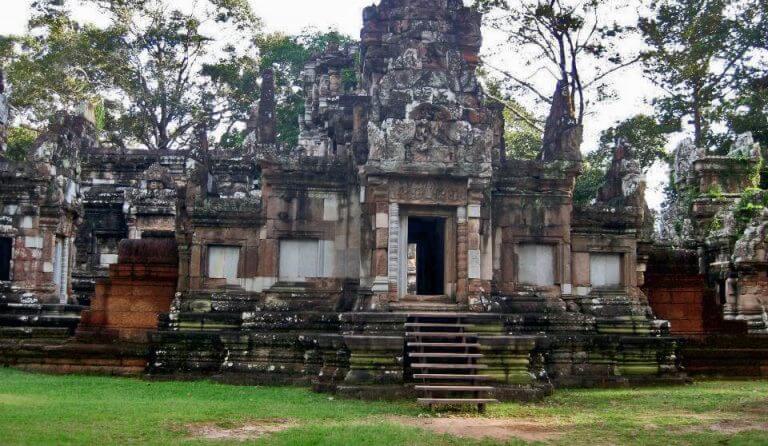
[397,206,456,300]
[0,237,12,281]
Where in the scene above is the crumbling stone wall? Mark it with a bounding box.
[0,108,91,304]
[74,149,187,304]
[78,239,178,342]
[657,133,767,333]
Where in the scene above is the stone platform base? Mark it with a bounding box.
[682,334,768,377]
[0,339,148,376]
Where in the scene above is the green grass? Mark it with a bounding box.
[0,368,766,445]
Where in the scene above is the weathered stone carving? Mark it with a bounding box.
[597,139,645,208]
[540,80,583,163]
[388,178,467,205]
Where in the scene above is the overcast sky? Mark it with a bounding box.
[0,0,671,208]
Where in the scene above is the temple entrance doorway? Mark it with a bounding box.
[407,217,445,295]
[0,237,11,281]
[398,209,455,300]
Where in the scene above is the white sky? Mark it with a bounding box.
[0,0,671,208]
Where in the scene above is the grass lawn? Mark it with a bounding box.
[0,368,766,445]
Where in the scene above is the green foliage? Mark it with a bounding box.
[505,128,541,160]
[705,184,724,199]
[573,153,607,206]
[276,94,304,149]
[679,185,700,213]
[734,188,768,226]
[2,0,261,151]
[0,8,108,125]
[640,0,764,151]
[5,126,39,161]
[92,99,105,131]
[596,115,670,171]
[256,29,355,148]
[258,29,355,89]
[474,0,640,123]
[573,115,669,206]
[483,79,544,161]
[218,129,247,151]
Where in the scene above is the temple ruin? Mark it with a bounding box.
[0,0,765,408]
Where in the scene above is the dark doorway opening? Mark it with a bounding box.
[407,217,445,295]
[0,237,12,281]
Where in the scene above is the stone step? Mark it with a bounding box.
[399,295,454,303]
[411,363,488,370]
[405,312,469,318]
[418,398,498,405]
[408,342,481,348]
[415,385,494,392]
[413,373,492,380]
[405,322,474,328]
[389,303,463,312]
[409,352,483,359]
[406,332,478,338]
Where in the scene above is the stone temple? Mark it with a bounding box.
[0,0,765,408]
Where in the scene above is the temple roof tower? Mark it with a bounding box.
[360,0,493,176]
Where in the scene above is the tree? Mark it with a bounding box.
[573,153,606,205]
[482,78,544,160]
[5,126,39,161]
[727,76,768,153]
[254,29,356,148]
[574,114,669,205]
[474,0,640,124]
[93,0,261,151]
[639,0,755,149]
[1,0,262,151]
[723,0,767,153]
[0,1,109,127]
[594,114,669,170]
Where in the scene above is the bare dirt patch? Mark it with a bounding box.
[389,416,568,442]
[186,419,294,441]
[703,420,768,434]
[737,398,768,416]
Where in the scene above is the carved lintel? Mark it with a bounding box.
[388,178,467,205]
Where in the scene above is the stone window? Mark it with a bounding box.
[590,254,623,287]
[207,245,241,284]
[279,239,319,282]
[0,237,11,281]
[517,244,555,286]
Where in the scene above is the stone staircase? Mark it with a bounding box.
[406,313,498,412]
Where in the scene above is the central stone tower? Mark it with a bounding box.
[358,0,500,309]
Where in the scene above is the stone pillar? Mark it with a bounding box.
[370,189,390,299]
[456,206,469,304]
[176,244,191,292]
[387,203,400,299]
[724,274,738,318]
[467,200,490,307]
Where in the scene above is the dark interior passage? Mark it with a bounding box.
[0,237,12,281]
[407,217,445,295]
